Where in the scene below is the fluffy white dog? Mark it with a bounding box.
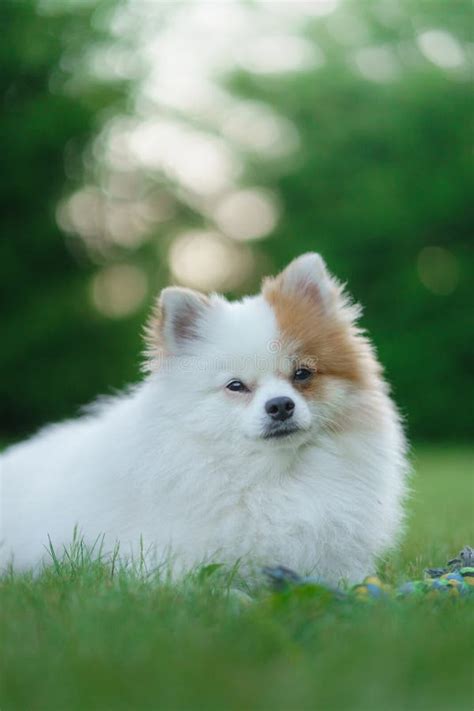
[0,254,407,583]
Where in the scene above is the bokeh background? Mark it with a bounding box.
[1,0,472,443]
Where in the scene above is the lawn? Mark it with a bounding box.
[1,445,473,711]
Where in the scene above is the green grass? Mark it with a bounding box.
[1,445,473,711]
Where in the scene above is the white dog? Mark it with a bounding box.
[0,254,407,583]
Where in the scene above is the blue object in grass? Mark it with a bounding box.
[263,547,474,600]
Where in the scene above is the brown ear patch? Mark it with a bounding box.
[263,276,381,394]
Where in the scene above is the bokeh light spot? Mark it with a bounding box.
[129,120,240,196]
[417,30,464,68]
[221,102,299,158]
[91,264,148,318]
[214,189,279,242]
[169,231,253,292]
[237,35,323,74]
[417,246,459,295]
[354,46,399,82]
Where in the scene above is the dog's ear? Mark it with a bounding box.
[144,287,210,364]
[263,253,360,321]
[279,253,332,301]
[158,287,210,353]
[264,253,336,311]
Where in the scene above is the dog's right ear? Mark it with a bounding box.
[160,287,210,352]
[144,287,211,364]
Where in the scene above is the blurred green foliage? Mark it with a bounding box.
[234,3,473,440]
[1,0,472,440]
[0,0,143,438]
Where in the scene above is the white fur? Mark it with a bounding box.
[0,257,407,584]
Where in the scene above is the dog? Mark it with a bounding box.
[0,253,407,583]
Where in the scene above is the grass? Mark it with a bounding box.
[1,445,473,711]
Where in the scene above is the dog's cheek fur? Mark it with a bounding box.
[262,277,383,406]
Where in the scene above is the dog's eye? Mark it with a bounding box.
[293,368,313,382]
[226,379,249,393]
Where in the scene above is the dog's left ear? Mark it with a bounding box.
[264,253,337,311]
[144,287,210,363]
[263,252,360,321]
[277,253,333,304]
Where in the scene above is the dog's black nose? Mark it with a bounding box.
[265,396,295,421]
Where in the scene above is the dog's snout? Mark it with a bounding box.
[265,396,295,422]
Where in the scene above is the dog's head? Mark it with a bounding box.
[145,253,382,450]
